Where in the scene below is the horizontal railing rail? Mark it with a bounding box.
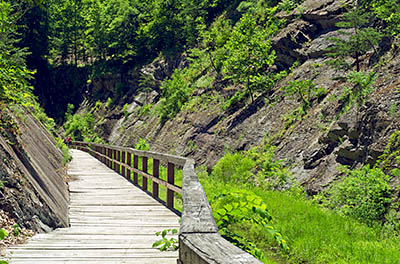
[70,141,262,263]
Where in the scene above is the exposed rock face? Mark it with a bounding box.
[82,0,400,194]
[0,110,69,232]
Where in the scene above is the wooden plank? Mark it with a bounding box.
[5,258,178,264]
[6,149,179,263]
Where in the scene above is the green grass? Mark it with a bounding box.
[199,176,400,264]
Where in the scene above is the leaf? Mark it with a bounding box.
[224,204,233,212]
[152,240,162,248]
[0,229,8,240]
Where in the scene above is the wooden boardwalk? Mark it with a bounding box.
[5,149,180,264]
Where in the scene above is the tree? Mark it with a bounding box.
[0,1,34,105]
[370,0,400,38]
[222,14,277,102]
[325,5,382,72]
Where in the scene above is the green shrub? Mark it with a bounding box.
[325,165,392,225]
[105,97,113,109]
[122,103,129,117]
[64,108,102,143]
[56,137,72,166]
[340,71,376,109]
[211,189,288,261]
[135,138,149,151]
[247,145,293,189]
[211,152,255,184]
[156,69,192,122]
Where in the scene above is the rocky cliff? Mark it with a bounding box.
[78,0,400,194]
[0,108,69,236]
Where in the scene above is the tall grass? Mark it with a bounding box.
[199,172,400,263]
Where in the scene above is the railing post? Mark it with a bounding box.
[127,152,132,181]
[167,162,175,209]
[113,149,117,171]
[107,148,111,168]
[142,156,148,191]
[115,150,121,174]
[121,151,126,178]
[152,159,160,199]
[101,146,105,164]
[133,155,138,185]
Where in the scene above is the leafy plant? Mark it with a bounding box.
[64,105,103,143]
[0,1,35,107]
[212,189,288,260]
[376,130,400,174]
[211,152,255,184]
[135,138,150,151]
[247,145,293,190]
[152,229,179,251]
[56,137,72,166]
[325,5,382,72]
[222,14,278,102]
[122,103,129,117]
[370,0,400,38]
[0,228,7,240]
[324,165,392,225]
[281,79,325,110]
[338,71,376,115]
[156,69,192,122]
[105,98,113,109]
[12,224,21,237]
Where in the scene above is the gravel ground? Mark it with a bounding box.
[0,209,34,256]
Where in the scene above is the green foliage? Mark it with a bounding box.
[282,79,322,109]
[325,5,382,72]
[277,0,304,13]
[56,137,72,166]
[376,130,400,174]
[212,189,288,261]
[135,104,153,118]
[64,105,103,143]
[105,98,113,109]
[222,13,278,101]
[197,17,232,74]
[211,152,255,184]
[0,228,7,240]
[135,138,150,151]
[12,224,21,237]
[122,103,129,117]
[0,1,35,106]
[323,165,392,225]
[247,145,293,189]
[338,71,376,114]
[156,69,192,122]
[200,172,400,263]
[370,0,400,37]
[222,90,247,110]
[152,229,179,251]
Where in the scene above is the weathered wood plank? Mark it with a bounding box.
[179,233,263,264]
[4,258,178,264]
[5,149,179,264]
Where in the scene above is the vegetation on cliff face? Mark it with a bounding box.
[5,0,400,262]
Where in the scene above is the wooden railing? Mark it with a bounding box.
[70,141,262,264]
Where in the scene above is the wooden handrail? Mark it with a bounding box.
[70,141,262,263]
[71,141,182,210]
